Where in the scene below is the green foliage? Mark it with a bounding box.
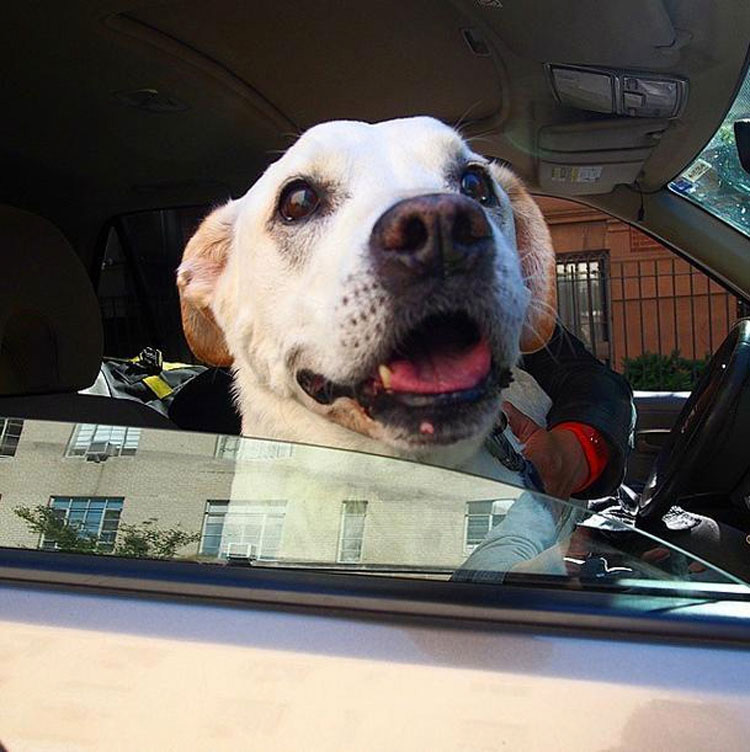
[623,350,707,391]
[716,120,736,147]
[15,505,102,553]
[14,505,199,559]
[115,518,200,559]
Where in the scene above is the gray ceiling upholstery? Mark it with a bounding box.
[0,1,748,270]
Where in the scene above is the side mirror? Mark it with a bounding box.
[734,119,750,174]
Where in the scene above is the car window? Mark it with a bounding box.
[0,419,743,594]
[530,196,750,495]
[101,200,749,393]
[533,197,747,392]
[669,63,750,236]
[79,166,750,596]
[97,208,206,361]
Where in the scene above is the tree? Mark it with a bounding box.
[115,518,200,559]
[14,505,200,559]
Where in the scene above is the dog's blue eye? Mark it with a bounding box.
[278,180,320,221]
[460,168,495,206]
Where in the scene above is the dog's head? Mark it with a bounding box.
[178,117,555,454]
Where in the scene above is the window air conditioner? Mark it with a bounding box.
[85,441,118,462]
[224,543,257,561]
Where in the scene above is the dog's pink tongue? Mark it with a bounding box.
[387,339,491,394]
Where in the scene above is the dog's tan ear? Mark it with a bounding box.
[489,163,557,353]
[177,203,235,366]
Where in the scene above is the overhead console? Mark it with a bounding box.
[463,0,750,196]
[537,65,688,195]
[548,65,688,119]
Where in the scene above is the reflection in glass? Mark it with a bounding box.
[0,420,746,597]
[42,497,124,551]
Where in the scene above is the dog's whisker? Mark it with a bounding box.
[526,299,564,332]
[526,298,558,318]
[452,100,485,136]
[464,127,502,147]
[522,302,567,364]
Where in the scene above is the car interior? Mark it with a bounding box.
[2,1,750,577]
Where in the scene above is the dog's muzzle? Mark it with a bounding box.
[369,193,494,289]
[295,194,515,445]
[296,193,514,446]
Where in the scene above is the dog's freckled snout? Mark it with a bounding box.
[370,193,493,287]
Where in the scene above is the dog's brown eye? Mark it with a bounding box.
[460,167,495,206]
[278,180,320,221]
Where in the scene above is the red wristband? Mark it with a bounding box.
[554,422,611,493]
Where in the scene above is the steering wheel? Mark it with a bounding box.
[638,319,750,520]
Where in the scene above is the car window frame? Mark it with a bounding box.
[2,544,750,648]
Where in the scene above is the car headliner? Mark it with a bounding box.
[1,1,749,290]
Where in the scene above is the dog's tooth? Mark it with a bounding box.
[378,365,392,389]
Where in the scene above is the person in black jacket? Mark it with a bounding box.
[506,323,635,500]
[453,324,635,581]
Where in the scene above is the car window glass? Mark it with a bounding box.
[535,196,750,501]
[0,419,744,595]
[669,63,750,237]
[97,208,206,360]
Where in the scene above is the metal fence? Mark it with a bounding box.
[556,252,745,389]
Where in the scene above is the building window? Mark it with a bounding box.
[215,436,293,461]
[41,497,124,551]
[199,500,286,559]
[215,435,240,459]
[0,418,23,458]
[66,424,141,459]
[556,252,610,362]
[464,500,509,552]
[337,500,368,563]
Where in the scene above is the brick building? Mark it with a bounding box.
[537,197,743,374]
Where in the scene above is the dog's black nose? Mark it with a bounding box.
[370,193,493,286]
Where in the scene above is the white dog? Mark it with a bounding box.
[177,117,556,480]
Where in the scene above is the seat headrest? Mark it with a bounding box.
[0,205,103,394]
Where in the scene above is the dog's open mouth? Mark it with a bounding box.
[375,311,491,395]
[297,311,512,441]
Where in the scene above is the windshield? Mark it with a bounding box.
[669,63,750,235]
[1,419,745,596]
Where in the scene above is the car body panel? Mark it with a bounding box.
[1,584,749,751]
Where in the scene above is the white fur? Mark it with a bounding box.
[181,117,552,483]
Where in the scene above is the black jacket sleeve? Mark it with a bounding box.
[519,324,635,499]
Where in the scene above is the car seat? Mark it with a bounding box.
[0,205,175,429]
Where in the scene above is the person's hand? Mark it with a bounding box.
[502,401,589,499]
